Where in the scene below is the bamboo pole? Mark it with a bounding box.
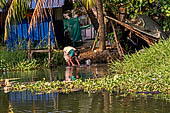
[110,21,124,58]
[91,28,99,51]
[48,21,51,66]
[52,22,58,49]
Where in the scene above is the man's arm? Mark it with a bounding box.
[69,56,75,66]
[75,57,80,66]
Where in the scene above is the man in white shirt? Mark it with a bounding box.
[63,46,80,66]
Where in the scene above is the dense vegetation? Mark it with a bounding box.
[12,37,170,101]
[0,48,65,72]
[104,0,170,32]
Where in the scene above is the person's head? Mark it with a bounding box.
[65,31,70,38]
[74,50,80,57]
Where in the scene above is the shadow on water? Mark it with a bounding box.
[1,64,170,112]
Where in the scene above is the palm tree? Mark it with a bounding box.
[78,0,99,30]
[96,0,105,51]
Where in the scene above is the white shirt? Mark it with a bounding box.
[63,46,76,54]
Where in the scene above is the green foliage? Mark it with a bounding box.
[108,38,170,94]
[0,0,7,10]
[53,51,66,66]
[0,49,27,71]
[16,59,39,71]
[11,38,170,102]
[104,0,170,32]
[0,48,65,71]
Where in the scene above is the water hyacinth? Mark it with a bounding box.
[10,38,170,101]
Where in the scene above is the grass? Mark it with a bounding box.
[108,38,170,94]
[0,47,65,71]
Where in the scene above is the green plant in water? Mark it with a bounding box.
[11,37,170,101]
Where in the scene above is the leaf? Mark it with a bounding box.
[149,0,152,4]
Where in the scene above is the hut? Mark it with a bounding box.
[5,0,65,51]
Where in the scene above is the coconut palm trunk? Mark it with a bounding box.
[78,0,99,30]
[86,9,99,30]
[96,0,105,51]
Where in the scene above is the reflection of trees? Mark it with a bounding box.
[3,90,170,112]
[8,102,14,113]
[103,92,109,113]
[0,91,9,113]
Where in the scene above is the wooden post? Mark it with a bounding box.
[111,21,124,58]
[91,28,99,51]
[28,38,31,60]
[52,22,58,49]
[48,21,51,66]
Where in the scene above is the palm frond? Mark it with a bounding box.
[28,0,54,34]
[82,0,96,9]
[0,0,7,10]
[4,0,30,41]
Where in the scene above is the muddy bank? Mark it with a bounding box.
[79,48,120,64]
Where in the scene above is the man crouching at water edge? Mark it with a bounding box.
[63,46,80,66]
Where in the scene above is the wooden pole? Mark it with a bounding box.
[48,21,51,66]
[111,21,124,58]
[91,28,99,51]
[28,38,31,60]
[52,22,58,49]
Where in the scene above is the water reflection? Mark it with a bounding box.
[65,67,73,82]
[65,66,94,82]
[0,64,108,82]
[1,65,170,112]
[1,90,170,113]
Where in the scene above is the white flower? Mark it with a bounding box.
[152,78,156,81]
[114,75,119,80]
[45,82,50,86]
[158,75,162,78]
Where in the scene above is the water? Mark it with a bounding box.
[1,64,170,113]
[0,64,107,82]
[1,91,170,113]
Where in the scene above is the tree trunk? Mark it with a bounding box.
[86,9,99,30]
[96,0,105,51]
[78,0,99,30]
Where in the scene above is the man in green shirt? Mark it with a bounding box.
[63,46,80,66]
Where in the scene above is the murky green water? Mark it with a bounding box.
[1,64,170,113]
[0,64,107,82]
[1,91,170,113]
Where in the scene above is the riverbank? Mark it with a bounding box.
[10,37,170,101]
[76,39,120,64]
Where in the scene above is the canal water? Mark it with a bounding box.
[1,64,170,113]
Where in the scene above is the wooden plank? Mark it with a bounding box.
[105,16,157,45]
[31,49,49,53]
